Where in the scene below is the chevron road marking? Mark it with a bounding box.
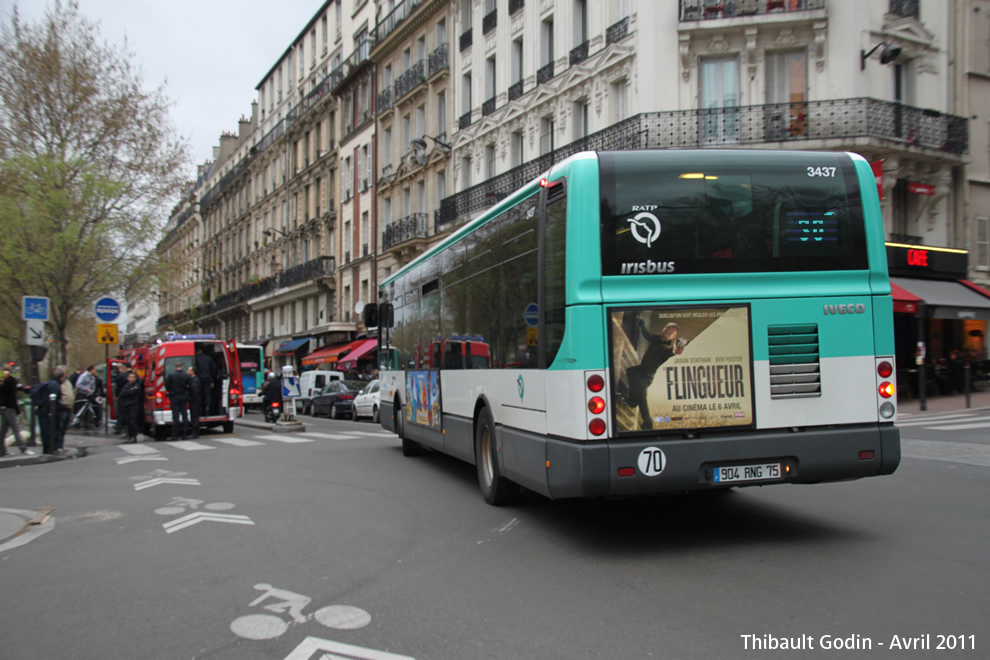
[116,456,169,465]
[120,444,161,455]
[165,440,215,451]
[258,434,314,444]
[210,437,265,447]
[163,511,255,534]
[134,477,202,491]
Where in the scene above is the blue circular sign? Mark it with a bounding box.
[94,297,121,322]
[524,303,539,328]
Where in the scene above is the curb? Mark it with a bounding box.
[0,446,88,469]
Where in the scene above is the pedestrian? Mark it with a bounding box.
[195,347,217,416]
[68,366,85,388]
[1,369,32,456]
[113,364,132,434]
[57,364,75,452]
[32,366,65,455]
[187,366,200,438]
[165,360,193,439]
[118,371,144,444]
[73,364,98,429]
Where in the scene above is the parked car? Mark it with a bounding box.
[352,380,380,422]
[311,379,366,419]
[299,369,344,415]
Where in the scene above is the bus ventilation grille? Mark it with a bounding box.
[768,324,821,399]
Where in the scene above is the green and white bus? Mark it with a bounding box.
[365,150,900,505]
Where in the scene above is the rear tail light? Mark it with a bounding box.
[875,357,897,420]
[587,374,604,392]
[589,418,606,436]
[272,401,279,408]
[877,361,893,378]
[588,396,605,415]
[878,382,894,398]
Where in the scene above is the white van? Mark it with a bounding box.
[298,370,344,415]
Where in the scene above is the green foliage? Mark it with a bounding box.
[0,0,188,364]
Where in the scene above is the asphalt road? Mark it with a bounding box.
[1,409,987,659]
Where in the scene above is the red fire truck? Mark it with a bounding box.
[108,334,242,439]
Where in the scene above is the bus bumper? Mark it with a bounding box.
[540,424,900,500]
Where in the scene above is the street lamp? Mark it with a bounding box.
[410,135,452,154]
[263,227,289,239]
[861,42,902,70]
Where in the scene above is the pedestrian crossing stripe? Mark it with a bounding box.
[165,440,215,451]
[300,432,360,440]
[120,444,161,455]
[256,434,314,444]
[348,431,399,437]
[927,421,990,431]
[894,414,977,427]
[209,437,264,447]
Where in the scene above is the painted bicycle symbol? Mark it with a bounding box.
[230,583,371,641]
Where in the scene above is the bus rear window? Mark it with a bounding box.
[599,150,868,275]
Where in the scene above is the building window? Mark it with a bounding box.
[437,170,446,203]
[540,117,554,155]
[511,131,523,166]
[977,217,990,271]
[461,157,472,190]
[541,17,554,67]
[573,101,588,140]
[436,91,446,136]
[486,144,496,178]
[611,78,629,123]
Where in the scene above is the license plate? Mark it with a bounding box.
[713,463,781,484]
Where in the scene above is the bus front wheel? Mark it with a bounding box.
[397,403,422,456]
[475,407,516,506]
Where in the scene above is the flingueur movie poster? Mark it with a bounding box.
[612,305,755,433]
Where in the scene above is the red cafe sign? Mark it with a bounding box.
[906,248,929,267]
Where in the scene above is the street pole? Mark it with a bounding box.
[965,362,971,409]
[104,344,109,435]
[917,303,927,412]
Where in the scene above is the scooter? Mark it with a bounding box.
[264,400,281,423]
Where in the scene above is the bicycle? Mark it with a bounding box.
[70,395,104,430]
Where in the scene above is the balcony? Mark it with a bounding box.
[460,28,473,52]
[394,59,426,101]
[377,86,393,115]
[508,80,524,102]
[537,62,555,85]
[436,98,968,231]
[509,0,524,15]
[482,96,496,117]
[459,111,473,130]
[569,41,589,66]
[428,43,449,78]
[383,213,429,251]
[482,9,497,35]
[889,0,919,19]
[374,0,427,45]
[606,17,630,46]
[679,0,825,21]
[330,41,375,95]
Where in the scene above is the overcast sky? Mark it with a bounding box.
[1,0,322,172]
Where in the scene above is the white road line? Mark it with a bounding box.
[119,444,161,455]
[299,432,358,440]
[211,437,265,447]
[902,438,990,468]
[895,414,979,427]
[897,413,977,422]
[927,421,990,431]
[348,431,398,437]
[257,434,314,444]
[165,440,216,451]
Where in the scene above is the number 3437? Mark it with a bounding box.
[807,166,836,177]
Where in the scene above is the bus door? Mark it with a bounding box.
[225,339,242,418]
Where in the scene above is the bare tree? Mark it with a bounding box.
[0,0,188,365]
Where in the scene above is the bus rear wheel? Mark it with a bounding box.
[475,407,517,506]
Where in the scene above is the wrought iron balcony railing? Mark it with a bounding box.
[428,43,449,78]
[459,111,473,130]
[460,28,473,52]
[679,0,825,21]
[508,80,524,102]
[569,41,589,66]
[395,59,426,101]
[537,62,555,85]
[377,86,393,115]
[374,0,427,44]
[509,0,524,15]
[482,96,496,117]
[436,98,968,231]
[606,17,630,45]
[482,9,497,35]
[383,213,429,250]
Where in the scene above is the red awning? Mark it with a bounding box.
[890,282,921,314]
[301,340,360,367]
[337,339,378,370]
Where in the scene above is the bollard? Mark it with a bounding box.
[965,363,971,409]
[49,392,57,452]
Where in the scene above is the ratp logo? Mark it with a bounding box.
[517,375,524,400]
[627,211,661,248]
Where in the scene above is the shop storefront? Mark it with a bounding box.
[273,336,314,372]
[886,243,990,396]
[301,338,376,377]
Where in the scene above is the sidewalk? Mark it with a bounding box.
[896,387,990,415]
